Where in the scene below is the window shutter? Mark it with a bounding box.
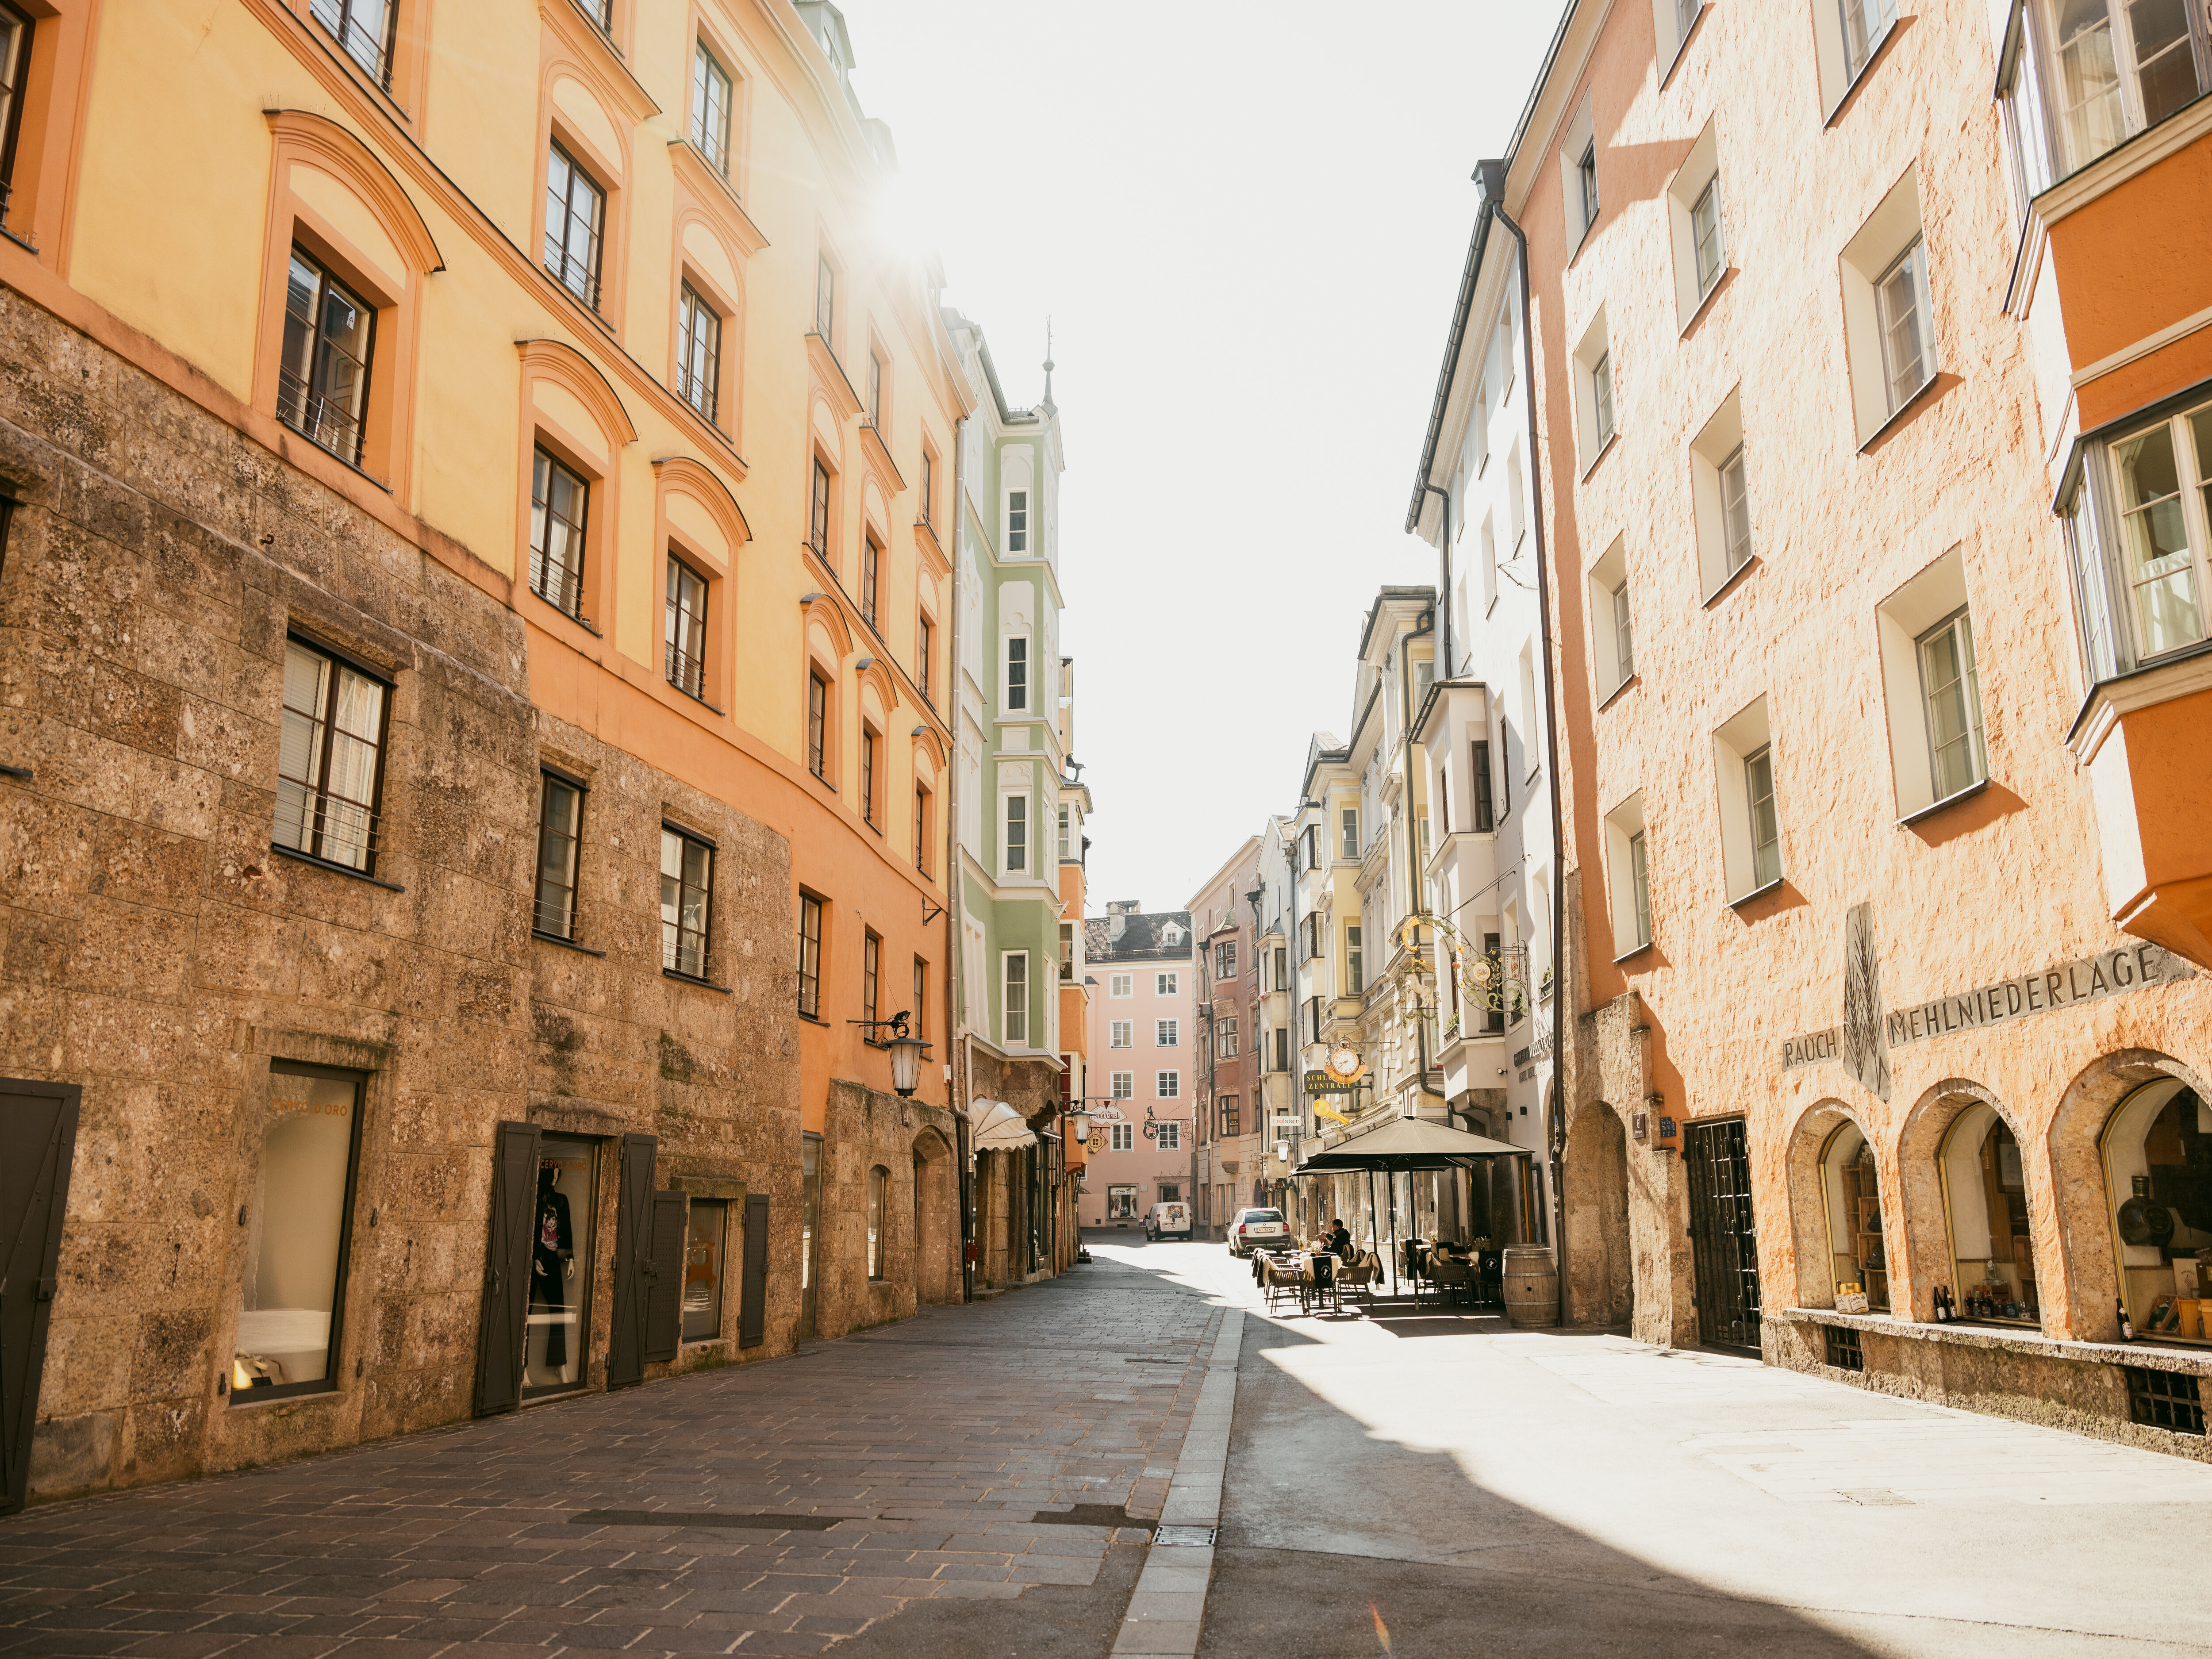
[0,1077,81,1513]
[472,1120,542,1419]
[739,1194,771,1349]
[608,1133,658,1389]
[644,1190,687,1364]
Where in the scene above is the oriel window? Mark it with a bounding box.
[677,283,720,423]
[807,672,830,780]
[691,40,733,177]
[2113,405,2212,659]
[230,1063,366,1402]
[2042,0,2208,173]
[1007,637,1028,710]
[666,556,708,700]
[309,0,396,87]
[798,893,823,1018]
[275,637,388,875]
[534,770,583,939]
[1005,793,1027,872]
[277,248,374,466]
[1918,607,1989,800]
[530,448,589,621]
[660,826,712,979]
[544,144,606,310]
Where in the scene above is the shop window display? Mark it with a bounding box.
[232,1064,365,1401]
[2102,1080,2212,1344]
[1818,1122,1889,1312]
[800,1135,821,1338]
[525,1136,596,1396]
[1938,1103,2040,1326]
[683,1198,726,1343]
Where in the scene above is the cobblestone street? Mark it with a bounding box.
[0,1256,1219,1658]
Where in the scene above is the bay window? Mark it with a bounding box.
[2067,397,2212,680]
[2036,0,2209,175]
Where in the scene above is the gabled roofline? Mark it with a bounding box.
[1355,585,1437,662]
[1183,834,1263,917]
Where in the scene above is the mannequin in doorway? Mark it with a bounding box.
[530,1166,575,1376]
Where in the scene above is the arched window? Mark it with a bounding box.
[1816,1121,1888,1312]
[1938,1102,2040,1326]
[867,1165,889,1281]
[2101,1079,2212,1343]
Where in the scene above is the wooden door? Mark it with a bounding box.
[607,1133,657,1388]
[738,1194,769,1349]
[1,1079,79,1514]
[643,1190,686,1363]
[472,1120,541,1417]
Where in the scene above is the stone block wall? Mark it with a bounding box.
[811,1079,959,1339]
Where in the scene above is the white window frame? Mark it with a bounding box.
[1156,971,1179,997]
[1813,0,1900,113]
[1157,1120,1182,1152]
[1572,309,1614,472]
[1340,807,1359,860]
[1110,1020,1133,1048]
[1216,1018,1239,1059]
[1006,487,1029,554]
[1877,545,1993,818]
[2105,402,2212,663]
[1002,790,1029,876]
[1156,1018,1180,1048]
[1689,392,1752,597]
[1839,171,1936,446]
[1589,535,1633,699]
[1110,972,1133,998]
[1110,1073,1134,1102]
[2030,0,2211,177]
[1712,696,1781,903]
[1156,1071,1181,1099]
[1665,119,1726,329]
[1603,791,1652,958]
[1653,0,1707,73]
[1005,634,1029,712]
[1002,950,1029,1046]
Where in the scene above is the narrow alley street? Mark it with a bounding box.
[9,1240,2212,1657]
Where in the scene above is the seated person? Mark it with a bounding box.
[1322,1218,1352,1258]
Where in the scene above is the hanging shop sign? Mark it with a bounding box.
[1780,903,2194,1098]
[1306,1046,1368,1095]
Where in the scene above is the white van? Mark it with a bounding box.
[1143,1202,1191,1241]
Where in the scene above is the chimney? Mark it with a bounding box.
[1106,900,1141,915]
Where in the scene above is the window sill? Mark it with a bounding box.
[1598,673,1639,712]
[1728,875,1786,910]
[1856,371,1940,454]
[665,680,724,716]
[1678,267,1733,338]
[1578,430,1620,483]
[0,763,31,781]
[1896,777,1990,829]
[530,590,603,637]
[798,1011,830,1027]
[270,843,404,892]
[1700,555,1759,610]
[1613,941,1654,967]
[275,419,393,494]
[534,929,607,957]
[664,968,733,995]
[1658,3,1706,91]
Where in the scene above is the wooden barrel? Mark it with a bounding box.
[1502,1247,1559,1328]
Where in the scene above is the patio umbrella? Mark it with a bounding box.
[1297,1118,1536,1300]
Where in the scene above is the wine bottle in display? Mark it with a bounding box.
[2119,1299,2134,1341]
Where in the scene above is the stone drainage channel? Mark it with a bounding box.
[1112,1309,1243,1659]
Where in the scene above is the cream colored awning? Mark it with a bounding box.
[969,1098,1037,1151]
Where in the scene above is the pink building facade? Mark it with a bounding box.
[1078,905,1197,1230]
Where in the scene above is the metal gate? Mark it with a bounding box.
[1685,1117,1762,1353]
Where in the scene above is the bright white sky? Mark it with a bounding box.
[839,1,1566,917]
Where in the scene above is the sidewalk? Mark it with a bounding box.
[0,1259,1220,1657]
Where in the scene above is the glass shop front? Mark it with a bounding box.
[2103,1081,2212,1345]
[1939,1103,2041,1326]
[1819,1121,1889,1312]
[525,1133,597,1398]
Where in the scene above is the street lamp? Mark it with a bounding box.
[1064,1106,1092,1145]
[848,1010,930,1098]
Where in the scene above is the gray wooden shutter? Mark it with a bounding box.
[607,1133,657,1389]
[644,1190,686,1363]
[472,1120,541,1418]
[739,1194,770,1348]
[1,1079,81,1515]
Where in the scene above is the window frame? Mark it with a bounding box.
[676,281,722,425]
[2028,0,2212,177]
[277,245,376,468]
[1110,1020,1132,1048]
[1157,1119,1182,1152]
[1345,925,1364,997]
[1003,950,1030,1047]
[660,823,714,981]
[530,445,591,623]
[533,768,585,941]
[1917,605,1990,802]
[543,141,607,311]
[1156,971,1179,997]
[859,723,879,829]
[665,552,709,701]
[866,1165,887,1281]
[807,670,831,782]
[797,891,824,1018]
[1156,1070,1181,1100]
[1216,1018,1239,1060]
[1110,973,1133,998]
[274,633,393,878]
[1156,1018,1180,1048]
[309,0,399,91]
[690,36,734,177]
[1006,635,1029,711]
[1006,487,1029,554]
[862,929,881,1030]
[1003,790,1028,875]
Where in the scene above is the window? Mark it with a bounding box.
[1655,0,1706,67]
[534,771,583,939]
[809,459,831,560]
[682,1198,726,1342]
[1004,793,1027,872]
[1840,0,1898,80]
[677,284,720,423]
[917,614,933,706]
[1007,488,1029,553]
[275,637,388,874]
[1712,696,1780,902]
[1840,173,1936,445]
[1306,995,1324,1044]
[1561,98,1599,243]
[1592,353,1614,448]
[1156,972,1179,997]
[1479,515,1498,611]
[1110,973,1133,998]
[1110,1073,1134,1102]
[2037,0,2208,174]
[861,535,879,629]
[1004,952,1029,1045]
[1588,538,1634,698]
[277,248,373,465]
[1006,637,1028,710]
[1156,1019,1180,1047]
[1109,1120,1134,1149]
[1156,1071,1180,1099]
[1939,1103,2042,1327]
[1573,309,1614,468]
[1302,914,1320,963]
[1060,922,1075,982]
[919,449,934,530]
[1690,393,1752,596]
[1219,1097,1240,1137]
[866,1166,887,1280]
[1302,824,1319,870]
[913,958,928,1037]
[310,0,396,86]
[530,448,589,621]
[1060,805,1073,861]
[914,783,931,873]
[859,728,876,826]
[866,350,883,426]
[798,893,822,1018]
[665,556,708,699]
[2113,406,2212,658]
[1481,933,1506,1033]
[1578,143,1599,231]
[1472,740,1495,832]
[807,672,829,780]
[1665,120,1727,327]
[1217,940,1237,978]
[661,827,713,978]
[544,144,605,310]
[1605,793,1652,956]
[1157,1120,1182,1151]
[1814,0,1899,108]
[231,1062,366,1402]
[1877,546,1992,817]
[1345,926,1364,997]
[1216,1018,1239,1059]
[1691,182,1723,299]
[1272,946,1286,991]
[1338,808,1358,859]
[1273,1029,1290,1071]
[863,931,880,1028]
[691,39,733,175]
[814,253,835,341]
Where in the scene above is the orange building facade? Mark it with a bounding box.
[0,0,968,1509]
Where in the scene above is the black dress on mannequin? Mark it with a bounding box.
[530,1167,575,1371]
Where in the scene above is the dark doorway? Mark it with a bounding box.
[1685,1116,1761,1353]
[1,1078,79,1514]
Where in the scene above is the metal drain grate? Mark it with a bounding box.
[570,1511,846,1531]
[2124,1366,2207,1436]
[1825,1324,1864,1373]
[1152,1525,1216,1547]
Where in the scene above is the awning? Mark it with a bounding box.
[1294,1114,1534,1174]
[969,1098,1037,1151]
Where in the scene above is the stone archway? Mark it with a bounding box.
[913,1128,956,1306]
[2048,1048,2212,1342]
[1565,1100,1633,1328]
[1783,1099,1886,1313]
[1898,1077,2045,1331]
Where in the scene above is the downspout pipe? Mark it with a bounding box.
[1490,201,1571,1330]
[1423,484,1452,678]
[1399,612,1440,1108]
